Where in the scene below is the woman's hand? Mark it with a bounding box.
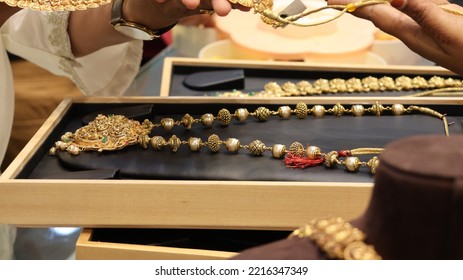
[327,0,463,75]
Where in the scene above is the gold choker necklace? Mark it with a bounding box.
[50,102,449,175]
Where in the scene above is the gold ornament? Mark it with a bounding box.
[289,217,382,260]
[0,0,111,11]
[218,75,463,98]
[50,102,450,175]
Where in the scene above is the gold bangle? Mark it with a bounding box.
[289,217,382,260]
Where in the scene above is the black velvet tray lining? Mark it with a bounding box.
[169,65,459,97]
[90,228,290,253]
[19,102,463,182]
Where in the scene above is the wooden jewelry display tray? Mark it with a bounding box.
[1,96,462,231]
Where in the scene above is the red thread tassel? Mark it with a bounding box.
[284,153,325,169]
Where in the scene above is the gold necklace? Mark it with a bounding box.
[49,102,449,174]
[289,217,382,260]
[230,0,463,28]
[0,0,110,11]
[217,75,463,98]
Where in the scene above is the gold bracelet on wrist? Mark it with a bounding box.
[288,217,382,260]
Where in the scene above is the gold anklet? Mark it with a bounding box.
[289,217,382,260]
[0,0,110,11]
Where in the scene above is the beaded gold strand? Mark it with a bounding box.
[50,102,450,174]
[289,217,382,260]
[218,75,463,98]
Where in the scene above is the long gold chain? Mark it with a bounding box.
[289,217,382,260]
[218,75,463,98]
[50,102,450,174]
[0,0,110,11]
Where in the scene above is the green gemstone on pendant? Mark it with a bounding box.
[102,136,108,143]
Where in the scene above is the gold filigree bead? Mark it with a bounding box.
[345,156,360,172]
[296,102,308,119]
[395,75,413,90]
[278,106,292,119]
[370,102,384,116]
[254,106,271,121]
[188,137,203,151]
[351,105,365,117]
[312,105,325,117]
[272,144,286,158]
[296,80,312,94]
[160,118,175,131]
[378,76,395,91]
[225,138,241,153]
[207,134,222,152]
[313,79,330,93]
[248,140,266,156]
[201,113,215,127]
[391,104,405,115]
[167,135,182,152]
[282,82,299,95]
[412,76,428,89]
[150,136,166,150]
[217,109,232,126]
[306,146,321,160]
[346,78,363,92]
[324,151,339,167]
[362,76,380,91]
[332,103,345,117]
[289,142,305,157]
[367,156,380,174]
[330,78,348,93]
[66,145,80,156]
[428,76,446,88]
[264,82,282,95]
[234,108,249,121]
[181,114,195,129]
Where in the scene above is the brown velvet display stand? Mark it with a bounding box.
[232,134,463,260]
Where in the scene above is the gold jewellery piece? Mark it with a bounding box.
[229,0,463,28]
[288,217,382,260]
[217,75,463,98]
[0,0,111,11]
[49,102,449,174]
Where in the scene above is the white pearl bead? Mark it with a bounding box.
[312,105,325,117]
[345,157,360,172]
[67,145,80,155]
[272,144,286,158]
[306,146,321,159]
[234,108,249,121]
[188,137,202,151]
[391,104,405,115]
[226,138,241,153]
[161,118,174,131]
[278,106,292,119]
[201,113,214,127]
[352,105,365,117]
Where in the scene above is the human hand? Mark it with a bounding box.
[124,0,249,32]
[327,0,463,76]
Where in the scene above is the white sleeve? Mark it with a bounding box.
[0,9,143,96]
